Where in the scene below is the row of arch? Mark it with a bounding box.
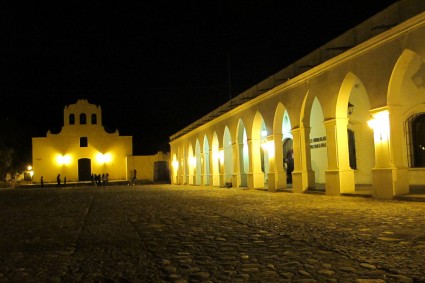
[170,48,425,198]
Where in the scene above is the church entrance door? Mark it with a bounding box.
[78,158,92,181]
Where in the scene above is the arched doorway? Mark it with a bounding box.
[78,158,91,181]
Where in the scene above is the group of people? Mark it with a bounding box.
[91,173,109,187]
[42,173,109,188]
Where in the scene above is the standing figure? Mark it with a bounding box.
[132,169,137,185]
[286,149,294,184]
[57,174,61,187]
[96,174,101,187]
[41,176,44,188]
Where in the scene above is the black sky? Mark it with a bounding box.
[1,1,398,164]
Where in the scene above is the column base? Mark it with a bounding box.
[267,172,286,192]
[325,169,354,196]
[372,167,409,198]
[247,173,265,189]
[292,170,315,193]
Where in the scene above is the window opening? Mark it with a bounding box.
[80,113,86,125]
[69,114,75,125]
[80,137,88,147]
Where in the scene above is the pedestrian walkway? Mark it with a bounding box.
[0,185,424,282]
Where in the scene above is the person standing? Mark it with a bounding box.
[132,169,137,185]
[57,174,61,187]
[41,176,44,188]
[286,149,294,184]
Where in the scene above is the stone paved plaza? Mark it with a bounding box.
[0,185,424,282]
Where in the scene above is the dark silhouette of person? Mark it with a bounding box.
[57,174,61,187]
[286,149,294,184]
[64,176,67,186]
[96,174,101,187]
[132,169,137,185]
[41,176,44,188]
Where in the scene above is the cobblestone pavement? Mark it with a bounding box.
[0,185,424,282]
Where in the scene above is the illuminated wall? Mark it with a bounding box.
[170,1,425,198]
[32,99,132,183]
[127,152,170,183]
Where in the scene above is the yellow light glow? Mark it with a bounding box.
[172,160,179,169]
[368,110,389,141]
[103,153,112,163]
[218,150,224,163]
[190,156,196,168]
[267,141,275,158]
[96,153,112,164]
[56,154,71,165]
[261,141,275,158]
[27,165,32,171]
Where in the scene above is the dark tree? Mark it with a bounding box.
[0,144,14,181]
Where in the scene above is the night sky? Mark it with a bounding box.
[1,1,398,165]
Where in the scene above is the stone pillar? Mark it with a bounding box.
[200,153,205,185]
[324,118,355,196]
[212,149,220,187]
[291,127,315,193]
[181,157,189,185]
[208,149,213,186]
[232,142,240,188]
[219,147,225,187]
[267,134,286,191]
[247,139,265,189]
[370,107,409,198]
[237,141,249,187]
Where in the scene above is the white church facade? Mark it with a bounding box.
[169,0,425,198]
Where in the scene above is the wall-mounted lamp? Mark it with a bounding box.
[96,153,112,164]
[367,110,389,141]
[348,102,354,116]
[172,160,179,170]
[262,140,275,158]
[57,154,71,165]
[190,156,196,168]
